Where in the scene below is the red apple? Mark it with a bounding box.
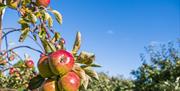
[58,72,81,91]
[9,67,16,75]
[49,50,74,76]
[36,0,50,7]
[25,60,34,68]
[41,79,59,91]
[38,56,54,78]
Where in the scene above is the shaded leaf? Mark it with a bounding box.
[51,32,61,43]
[28,75,45,90]
[18,18,28,24]
[90,64,101,67]
[84,68,99,80]
[77,51,95,65]
[0,3,6,11]
[38,25,46,39]
[30,13,37,24]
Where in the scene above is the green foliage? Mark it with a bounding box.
[132,41,180,91]
[0,60,36,89]
[80,72,134,91]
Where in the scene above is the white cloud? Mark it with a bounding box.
[149,41,160,46]
[106,30,114,35]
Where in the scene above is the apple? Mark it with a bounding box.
[25,60,34,68]
[58,72,81,91]
[36,0,50,7]
[41,79,58,91]
[49,50,74,76]
[38,56,54,78]
[9,67,16,75]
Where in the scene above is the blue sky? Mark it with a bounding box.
[2,0,180,78]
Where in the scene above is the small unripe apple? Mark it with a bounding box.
[41,79,59,91]
[58,72,81,91]
[36,0,50,7]
[49,50,74,76]
[38,56,54,78]
[25,60,34,68]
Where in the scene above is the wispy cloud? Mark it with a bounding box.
[106,30,114,35]
[149,41,160,46]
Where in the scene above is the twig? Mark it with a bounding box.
[1,28,44,52]
[3,45,43,54]
[1,29,21,39]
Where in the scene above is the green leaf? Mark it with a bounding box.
[41,11,48,21]
[47,40,56,52]
[30,13,37,24]
[73,64,90,89]
[18,18,27,24]
[51,10,63,24]
[44,12,50,20]
[72,32,81,55]
[32,33,37,41]
[22,0,31,5]
[83,74,90,89]
[41,39,56,53]
[48,16,53,27]
[84,68,99,80]
[18,16,31,24]
[6,0,20,9]
[13,60,24,68]
[51,32,61,43]
[19,24,30,42]
[90,64,101,67]
[40,39,52,53]
[77,51,95,65]
[0,3,7,11]
[28,75,45,90]
[38,25,46,39]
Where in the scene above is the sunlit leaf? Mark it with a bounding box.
[51,10,63,24]
[19,24,30,42]
[72,32,81,55]
[28,75,45,90]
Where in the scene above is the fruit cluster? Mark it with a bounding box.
[6,0,50,10]
[38,50,80,91]
[2,0,100,90]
